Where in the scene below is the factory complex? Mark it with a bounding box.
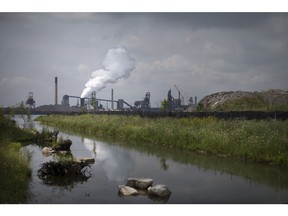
[23,77,197,114]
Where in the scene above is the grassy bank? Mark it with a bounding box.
[0,114,32,203]
[208,96,288,111]
[36,114,288,166]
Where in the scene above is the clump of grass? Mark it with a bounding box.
[0,142,31,203]
[0,114,32,203]
[36,114,288,166]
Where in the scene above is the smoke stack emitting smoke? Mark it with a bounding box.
[81,47,135,98]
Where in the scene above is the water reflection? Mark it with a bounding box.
[117,187,171,203]
[82,138,97,157]
[120,141,288,192]
[38,172,90,191]
[19,116,288,203]
[160,158,169,171]
[148,194,171,204]
[83,138,134,182]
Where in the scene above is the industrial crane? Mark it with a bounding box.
[173,84,188,105]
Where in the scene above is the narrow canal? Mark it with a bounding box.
[17,116,288,204]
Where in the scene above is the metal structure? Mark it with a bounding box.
[111,89,114,109]
[189,97,194,105]
[173,84,190,106]
[55,77,58,105]
[167,89,192,112]
[62,95,70,106]
[134,92,151,109]
[62,95,81,107]
[117,99,133,110]
[173,84,182,105]
[61,90,134,111]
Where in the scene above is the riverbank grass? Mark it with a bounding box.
[0,114,32,203]
[36,114,288,166]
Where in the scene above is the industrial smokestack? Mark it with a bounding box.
[55,77,58,105]
[111,88,114,109]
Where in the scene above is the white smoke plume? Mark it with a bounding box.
[81,47,135,98]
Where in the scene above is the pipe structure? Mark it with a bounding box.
[111,89,114,110]
[55,77,58,105]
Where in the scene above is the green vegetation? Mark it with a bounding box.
[197,92,288,112]
[160,99,169,112]
[0,112,32,203]
[36,114,288,166]
[212,96,288,111]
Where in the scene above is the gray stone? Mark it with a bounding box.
[118,185,139,196]
[147,184,172,197]
[126,177,153,189]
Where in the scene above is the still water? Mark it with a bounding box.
[16,115,288,204]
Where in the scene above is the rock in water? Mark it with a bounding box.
[147,184,172,197]
[118,185,139,196]
[74,157,95,164]
[42,147,55,155]
[126,177,153,189]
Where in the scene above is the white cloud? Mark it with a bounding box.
[0,76,45,88]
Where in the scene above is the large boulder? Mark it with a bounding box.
[118,185,139,196]
[147,184,172,197]
[126,177,153,189]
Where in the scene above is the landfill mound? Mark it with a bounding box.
[198,89,288,110]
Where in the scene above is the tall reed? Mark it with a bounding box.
[0,114,32,203]
[36,114,288,166]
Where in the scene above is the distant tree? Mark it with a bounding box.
[92,101,97,112]
[16,101,31,128]
[8,107,15,118]
[160,99,168,112]
[197,103,204,112]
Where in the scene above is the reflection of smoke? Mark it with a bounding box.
[81,47,135,98]
[83,138,97,156]
[83,138,134,182]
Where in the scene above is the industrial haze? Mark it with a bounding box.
[0,13,288,108]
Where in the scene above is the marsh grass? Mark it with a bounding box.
[0,142,31,203]
[36,114,288,166]
[0,115,32,203]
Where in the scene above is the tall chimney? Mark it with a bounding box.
[55,77,58,105]
[111,88,114,110]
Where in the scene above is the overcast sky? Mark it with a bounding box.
[0,13,287,107]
